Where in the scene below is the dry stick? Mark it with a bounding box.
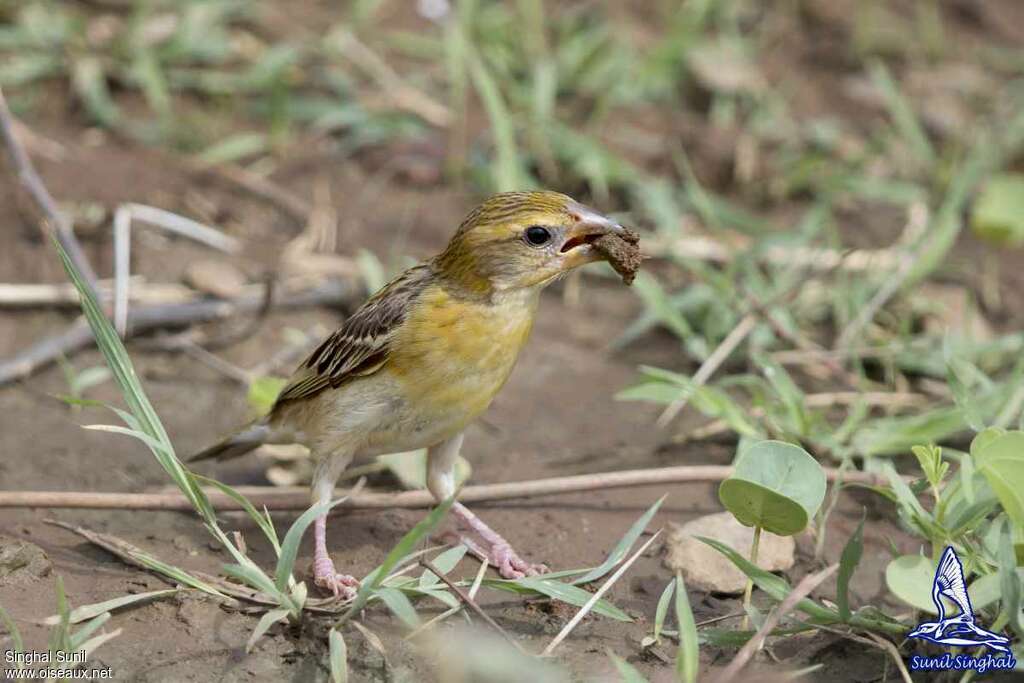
[191,162,312,223]
[406,560,489,640]
[646,234,906,274]
[335,31,451,128]
[812,625,913,683]
[113,203,243,335]
[0,86,101,302]
[0,465,896,511]
[656,313,758,428]
[715,563,839,683]
[542,529,662,656]
[835,202,929,350]
[419,559,525,653]
[0,280,195,308]
[0,279,353,386]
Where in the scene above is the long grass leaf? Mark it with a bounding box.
[329,628,348,683]
[246,608,290,653]
[339,498,454,623]
[574,495,665,584]
[44,589,177,625]
[837,514,865,622]
[674,573,699,683]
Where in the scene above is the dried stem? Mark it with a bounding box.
[0,86,100,301]
[0,465,895,511]
[0,279,353,386]
[419,559,524,653]
[716,563,839,683]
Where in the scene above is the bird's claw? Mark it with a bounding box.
[491,540,549,580]
[446,532,547,579]
[314,572,359,600]
[313,555,359,600]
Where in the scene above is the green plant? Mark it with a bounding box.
[717,440,826,625]
[882,429,1024,661]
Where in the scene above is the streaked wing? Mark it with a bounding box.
[936,546,973,619]
[273,265,432,405]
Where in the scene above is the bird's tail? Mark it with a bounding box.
[188,420,271,463]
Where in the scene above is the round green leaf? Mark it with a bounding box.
[973,431,1024,531]
[886,555,937,613]
[718,440,827,536]
[888,555,1020,614]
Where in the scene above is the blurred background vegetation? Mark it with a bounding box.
[4,0,1024,678]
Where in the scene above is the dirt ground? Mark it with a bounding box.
[2,1,1024,681]
[0,127,926,683]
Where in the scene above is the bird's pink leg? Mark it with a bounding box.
[313,514,359,599]
[310,452,358,599]
[452,502,547,580]
[427,434,546,580]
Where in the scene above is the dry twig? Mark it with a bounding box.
[0,279,353,386]
[0,464,896,511]
[715,563,839,683]
[0,86,100,301]
[419,559,524,653]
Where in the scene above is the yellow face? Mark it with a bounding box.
[435,191,626,293]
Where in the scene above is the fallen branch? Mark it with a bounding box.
[656,313,758,428]
[420,559,525,653]
[190,161,313,223]
[0,86,101,301]
[0,280,194,308]
[714,563,839,683]
[0,278,354,386]
[0,465,895,511]
[45,519,349,614]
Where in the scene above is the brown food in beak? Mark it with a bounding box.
[592,227,642,285]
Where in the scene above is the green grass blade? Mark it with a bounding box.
[339,497,455,623]
[574,495,665,584]
[329,627,348,683]
[674,574,699,683]
[837,513,865,622]
[68,612,110,651]
[376,587,422,629]
[653,579,675,643]
[44,589,177,625]
[194,474,281,556]
[488,577,631,622]
[607,651,650,682]
[246,608,290,653]
[52,237,210,516]
[697,537,835,621]
[275,496,353,592]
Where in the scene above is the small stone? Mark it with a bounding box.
[183,259,248,299]
[663,512,795,594]
[0,535,52,584]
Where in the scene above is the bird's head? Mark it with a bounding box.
[434,191,626,296]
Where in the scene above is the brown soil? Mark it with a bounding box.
[2,1,1023,681]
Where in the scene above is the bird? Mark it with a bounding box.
[191,191,631,598]
[907,546,1011,654]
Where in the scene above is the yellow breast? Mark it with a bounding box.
[388,284,538,421]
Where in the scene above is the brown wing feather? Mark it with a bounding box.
[272,265,433,406]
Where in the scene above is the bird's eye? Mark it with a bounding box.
[524,226,552,246]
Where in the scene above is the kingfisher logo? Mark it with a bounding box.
[907,546,1017,673]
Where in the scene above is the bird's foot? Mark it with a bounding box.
[450,532,548,580]
[313,553,359,600]
[447,503,548,580]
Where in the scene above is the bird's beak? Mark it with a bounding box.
[558,204,625,270]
